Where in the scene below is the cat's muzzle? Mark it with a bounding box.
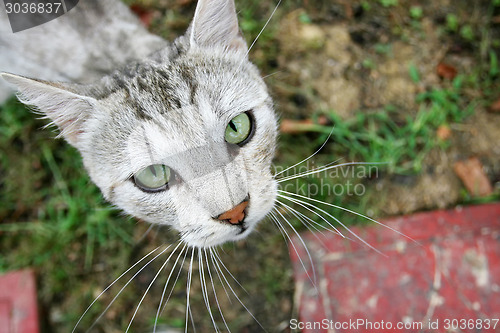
[215,198,249,226]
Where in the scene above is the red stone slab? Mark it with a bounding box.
[0,270,40,333]
[290,203,500,333]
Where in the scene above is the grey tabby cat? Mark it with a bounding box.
[1,0,278,248]
[2,0,399,330]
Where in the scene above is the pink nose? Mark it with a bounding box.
[216,200,249,225]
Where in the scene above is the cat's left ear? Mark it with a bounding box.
[189,0,248,54]
[1,73,96,148]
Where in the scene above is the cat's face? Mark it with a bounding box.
[1,0,278,247]
[86,52,278,247]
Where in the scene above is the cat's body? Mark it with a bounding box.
[0,0,167,103]
[1,0,278,248]
[1,1,398,331]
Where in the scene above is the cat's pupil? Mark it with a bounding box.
[224,112,253,146]
[229,121,237,132]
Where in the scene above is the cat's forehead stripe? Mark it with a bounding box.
[177,64,198,106]
[94,54,262,127]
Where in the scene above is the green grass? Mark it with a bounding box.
[0,98,141,331]
[379,0,398,8]
[409,6,423,20]
[278,75,473,175]
[0,100,132,258]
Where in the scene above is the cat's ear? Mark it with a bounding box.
[1,73,96,147]
[189,0,248,53]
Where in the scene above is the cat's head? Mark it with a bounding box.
[1,0,278,248]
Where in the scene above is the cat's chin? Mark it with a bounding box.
[180,217,259,248]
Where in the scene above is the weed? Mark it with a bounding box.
[460,24,475,41]
[489,50,499,77]
[361,1,372,12]
[409,6,423,20]
[298,11,312,24]
[379,0,398,8]
[280,76,473,175]
[408,63,420,83]
[240,8,261,36]
[362,58,377,70]
[374,43,392,55]
[446,13,459,32]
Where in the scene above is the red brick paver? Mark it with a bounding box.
[290,203,500,333]
[0,270,39,333]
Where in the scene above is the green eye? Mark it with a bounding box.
[133,164,171,192]
[225,112,253,145]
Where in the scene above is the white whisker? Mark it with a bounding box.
[279,189,417,245]
[277,195,344,237]
[185,247,195,333]
[160,246,190,317]
[276,200,335,251]
[262,70,283,79]
[269,211,317,289]
[276,157,344,184]
[227,0,283,99]
[198,248,220,332]
[270,208,292,253]
[277,200,327,235]
[126,242,183,333]
[278,192,387,255]
[210,250,232,303]
[135,223,156,244]
[84,245,173,333]
[274,129,334,178]
[212,249,249,296]
[188,306,197,333]
[154,243,188,333]
[72,246,162,333]
[277,161,386,183]
[275,200,359,256]
[205,249,231,332]
[285,200,363,248]
[244,0,282,57]
[209,248,268,333]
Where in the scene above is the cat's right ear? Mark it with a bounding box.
[1,73,96,148]
[189,0,248,54]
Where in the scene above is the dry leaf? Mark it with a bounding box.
[130,4,156,27]
[337,0,353,19]
[280,116,329,134]
[488,97,500,113]
[437,62,458,80]
[436,125,451,141]
[453,157,493,197]
[176,0,194,5]
[280,119,315,134]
